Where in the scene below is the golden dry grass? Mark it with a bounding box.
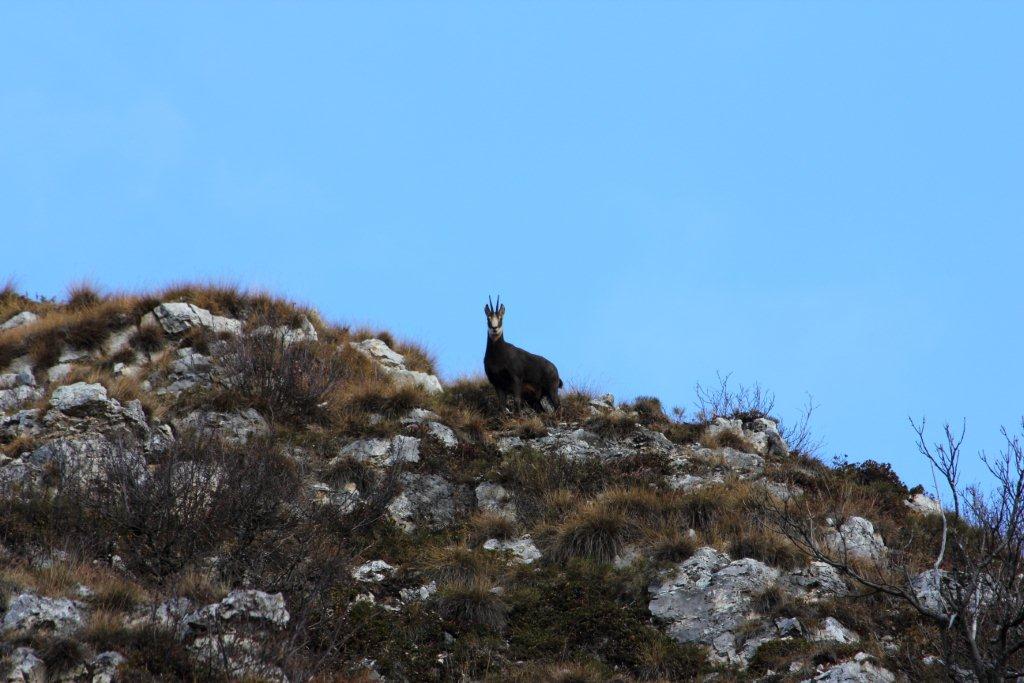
[467,511,518,546]
[1,559,149,610]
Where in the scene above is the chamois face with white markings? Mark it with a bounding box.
[484,296,505,341]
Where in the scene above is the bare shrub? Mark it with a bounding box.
[766,418,1024,681]
[64,431,301,579]
[223,333,353,425]
[694,372,775,423]
[437,578,509,631]
[550,505,635,564]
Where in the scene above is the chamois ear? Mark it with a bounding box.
[483,304,492,316]
[497,304,505,317]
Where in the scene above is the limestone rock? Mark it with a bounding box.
[694,445,765,477]
[0,370,34,390]
[338,435,420,467]
[808,652,895,682]
[251,316,318,345]
[810,617,860,644]
[825,517,887,562]
[352,560,396,583]
[905,493,941,515]
[1,593,85,634]
[148,303,242,336]
[399,581,438,603]
[48,382,110,416]
[388,473,462,531]
[88,651,127,683]
[0,385,42,413]
[181,589,289,634]
[187,633,286,682]
[26,433,146,487]
[648,547,780,663]
[4,647,45,683]
[911,568,949,618]
[0,409,41,441]
[786,562,848,601]
[483,535,542,564]
[0,311,39,331]
[158,348,215,395]
[475,482,517,520]
[0,460,33,494]
[46,364,74,384]
[173,408,268,444]
[349,338,443,394]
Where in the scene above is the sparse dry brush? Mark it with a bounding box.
[5,282,1013,681]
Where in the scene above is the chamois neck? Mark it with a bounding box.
[486,333,505,350]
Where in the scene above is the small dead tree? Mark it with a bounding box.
[765,419,1024,682]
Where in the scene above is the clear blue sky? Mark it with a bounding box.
[2,2,1021,491]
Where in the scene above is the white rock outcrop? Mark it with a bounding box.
[349,338,443,394]
[49,382,110,416]
[352,560,396,583]
[810,616,860,644]
[0,311,39,331]
[2,593,85,634]
[905,492,941,515]
[338,435,420,467]
[483,536,542,564]
[475,482,517,520]
[808,652,895,682]
[145,303,242,336]
[181,589,289,633]
[825,517,887,562]
[648,548,781,663]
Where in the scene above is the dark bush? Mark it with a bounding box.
[437,579,509,631]
[506,564,707,677]
[224,333,353,425]
[550,506,634,564]
[65,431,302,579]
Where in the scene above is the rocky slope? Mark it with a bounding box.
[0,285,949,681]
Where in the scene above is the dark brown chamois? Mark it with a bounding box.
[483,296,562,413]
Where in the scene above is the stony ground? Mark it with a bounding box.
[0,286,951,681]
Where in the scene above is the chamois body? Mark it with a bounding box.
[483,297,562,412]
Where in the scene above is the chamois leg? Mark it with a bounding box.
[511,376,524,413]
[544,383,561,412]
[494,387,509,412]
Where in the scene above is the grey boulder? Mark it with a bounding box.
[825,517,887,563]
[0,311,39,331]
[648,547,780,663]
[338,435,420,467]
[146,302,242,336]
[181,589,289,634]
[1,593,85,634]
[48,382,110,416]
[349,338,443,394]
[807,652,895,682]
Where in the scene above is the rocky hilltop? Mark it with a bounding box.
[0,285,952,681]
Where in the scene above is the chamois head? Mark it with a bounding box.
[483,295,505,341]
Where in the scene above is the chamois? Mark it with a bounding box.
[483,296,562,413]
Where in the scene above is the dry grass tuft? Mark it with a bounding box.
[467,511,518,546]
[130,323,166,355]
[550,505,635,564]
[587,410,638,439]
[701,426,757,452]
[650,528,698,563]
[66,281,102,310]
[1,559,147,611]
[423,545,495,585]
[437,578,509,631]
[729,528,806,570]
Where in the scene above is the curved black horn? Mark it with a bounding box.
[488,295,494,313]
[496,294,501,311]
